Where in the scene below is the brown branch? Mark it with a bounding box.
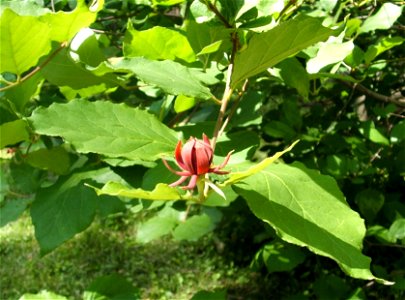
[339,80,405,107]
[218,79,249,136]
[211,31,239,151]
[0,42,68,92]
[204,1,233,28]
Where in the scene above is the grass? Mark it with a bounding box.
[0,212,257,300]
[1,209,403,300]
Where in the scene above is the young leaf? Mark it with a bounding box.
[222,140,299,186]
[124,23,195,62]
[0,9,51,75]
[91,57,213,99]
[233,162,389,283]
[93,182,187,201]
[231,15,340,86]
[29,99,179,161]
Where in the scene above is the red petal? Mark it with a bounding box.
[182,174,198,190]
[194,137,213,174]
[169,176,189,187]
[181,138,197,173]
[174,140,188,171]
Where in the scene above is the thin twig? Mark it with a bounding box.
[0,42,68,92]
[204,0,233,28]
[218,79,248,137]
[211,31,239,151]
[365,239,405,249]
[339,80,405,107]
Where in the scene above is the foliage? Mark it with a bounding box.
[1,0,404,298]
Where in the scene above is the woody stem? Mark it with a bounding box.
[211,31,238,152]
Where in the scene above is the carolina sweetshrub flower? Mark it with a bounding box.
[162,134,233,191]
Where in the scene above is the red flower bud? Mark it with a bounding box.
[162,134,233,190]
[175,134,213,175]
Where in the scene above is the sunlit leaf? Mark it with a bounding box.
[29,99,179,161]
[39,0,104,42]
[0,9,51,75]
[307,39,354,73]
[232,15,340,86]
[222,140,299,186]
[233,162,388,283]
[360,3,403,33]
[124,23,195,62]
[93,182,186,201]
[91,57,213,99]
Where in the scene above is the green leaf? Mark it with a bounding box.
[228,90,263,128]
[264,121,296,140]
[152,0,185,6]
[31,169,124,254]
[222,140,299,186]
[25,146,71,175]
[3,72,42,112]
[173,214,216,241]
[94,182,186,201]
[276,58,309,98]
[40,47,118,90]
[0,119,29,148]
[31,179,98,254]
[185,21,231,63]
[364,36,405,64]
[231,15,339,86]
[388,219,405,240]
[174,95,196,113]
[0,0,50,16]
[197,40,223,56]
[19,290,68,300]
[391,120,405,143]
[359,121,389,145]
[124,23,195,62]
[84,274,140,300]
[233,162,386,282]
[39,0,104,42]
[0,198,32,227]
[0,8,51,75]
[360,3,403,33]
[313,274,350,300]
[307,39,354,73]
[260,240,307,273]
[29,99,179,161]
[91,57,213,99]
[136,205,180,243]
[69,28,107,67]
[355,189,385,222]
